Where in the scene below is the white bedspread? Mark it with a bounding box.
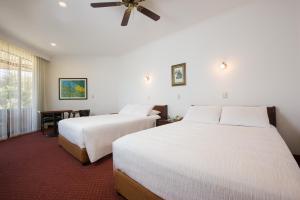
[58,114,160,162]
[113,121,300,200]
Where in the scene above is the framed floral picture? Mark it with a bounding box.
[171,63,186,86]
[59,78,88,100]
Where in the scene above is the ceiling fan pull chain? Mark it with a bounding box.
[132,7,135,21]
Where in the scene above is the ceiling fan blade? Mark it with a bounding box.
[137,6,160,21]
[121,8,131,26]
[91,2,123,8]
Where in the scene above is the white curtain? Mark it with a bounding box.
[32,56,47,131]
[0,39,47,140]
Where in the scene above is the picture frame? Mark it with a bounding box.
[171,63,186,86]
[59,78,88,100]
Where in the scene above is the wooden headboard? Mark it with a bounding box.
[153,105,168,120]
[267,106,276,127]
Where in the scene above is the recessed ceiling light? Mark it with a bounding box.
[58,1,67,8]
[50,43,57,47]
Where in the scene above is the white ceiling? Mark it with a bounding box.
[0,0,251,58]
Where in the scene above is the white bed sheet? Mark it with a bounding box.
[58,114,160,162]
[113,121,300,200]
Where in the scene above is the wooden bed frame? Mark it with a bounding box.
[58,105,168,164]
[114,106,277,200]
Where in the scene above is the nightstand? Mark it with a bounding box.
[156,118,182,126]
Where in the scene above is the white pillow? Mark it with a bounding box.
[119,104,154,117]
[220,106,270,128]
[183,106,221,124]
[119,104,135,115]
[149,110,161,116]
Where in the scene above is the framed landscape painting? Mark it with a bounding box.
[171,63,186,86]
[59,78,88,100]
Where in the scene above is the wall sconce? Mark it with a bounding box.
[220,62,227,70]
[58,1,68,8]
[144,75,152,84]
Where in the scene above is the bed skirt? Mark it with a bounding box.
[114,169,162,200]
[58,135,90,164]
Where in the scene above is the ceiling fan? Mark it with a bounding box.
[90,0,160,26]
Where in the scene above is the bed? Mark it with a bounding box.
[113,106,300,200]
[58,105,168,164]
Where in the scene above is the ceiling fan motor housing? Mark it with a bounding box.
[122,0,141,8]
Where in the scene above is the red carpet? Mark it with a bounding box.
[0,133,125,200]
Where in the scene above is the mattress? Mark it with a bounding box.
[58,114,160,162]
[113,121,300,200]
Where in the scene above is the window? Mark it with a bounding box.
[0,49,34,138]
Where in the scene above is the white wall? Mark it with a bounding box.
[45,56,119,115]
[117,0,300,154]
[298,1,300,66]
[0,29,50,60]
